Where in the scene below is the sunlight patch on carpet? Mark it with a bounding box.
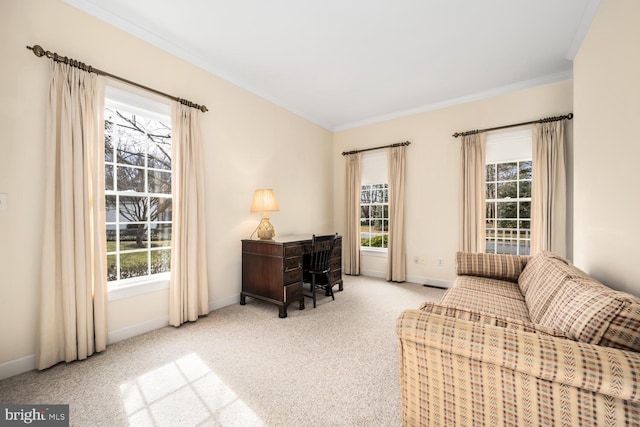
[119,353,263,426]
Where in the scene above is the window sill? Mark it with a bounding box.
[108,274,170,301]
[360,248,388,258]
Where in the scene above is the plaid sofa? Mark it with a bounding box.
[396,251,640,426]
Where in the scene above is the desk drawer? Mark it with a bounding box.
[284,256,301,271]
[284,282,303,302]
[283,268,302,285]
[284,245,303,257]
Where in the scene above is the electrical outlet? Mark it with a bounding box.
[437,258,443,267]
[0,194,7,211]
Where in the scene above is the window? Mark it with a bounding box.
[104,87,172,285]
[360,184,389,249]
[485,130,532,255]
[360,151,388,250]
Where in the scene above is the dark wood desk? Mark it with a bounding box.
[241,235,343,318]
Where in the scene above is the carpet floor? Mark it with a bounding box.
[0,275,445,426]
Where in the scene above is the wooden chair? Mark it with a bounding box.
[303,233,338,308]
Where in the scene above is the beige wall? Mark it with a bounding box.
[333,81,573,283]
[0,0,333,371]
[0,0,589,377]
[573,0,640,296]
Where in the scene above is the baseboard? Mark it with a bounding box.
[360,270,452,288]
[108,294,242,344]
[360,269,386,279]
[209,294,240,312]
[107,315,170,345]
[0,354,36,381]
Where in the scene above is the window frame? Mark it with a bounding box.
[359,150,389,254]
[360,183,389,252]
[104,86,173,292]
[485,159,532,256]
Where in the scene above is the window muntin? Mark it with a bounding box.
[105,102,172,284]
[360,184,389,249]
[485,160,531,255]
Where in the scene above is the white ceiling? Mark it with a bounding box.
[65,0,600,131]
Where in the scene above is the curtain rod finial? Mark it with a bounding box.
[27,45,45,57]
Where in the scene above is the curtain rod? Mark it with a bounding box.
[452,113,573,138]
[342,141,410,156]
[26,44,208,113]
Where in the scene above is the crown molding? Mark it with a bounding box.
[566,0,601,60]
[333,70,573,132]
[65,0,579,133]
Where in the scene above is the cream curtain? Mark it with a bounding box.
[344,153,361,275]
[38,62,107,370]
[459,134,486,252]
[169,102,210,326]
[532,121,567,257]
[387,146,406,282]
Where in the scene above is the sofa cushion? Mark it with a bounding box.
[419,302,569,338]
[454,275,525,301]
[599,295,640,352]
[456,251,529,283]
[519,251,590,323]
[440,283,531,322]
[517,251,547,295]
[540,278,626,344]
[518,251,586,295]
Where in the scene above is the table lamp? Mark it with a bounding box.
[250,189,280,240]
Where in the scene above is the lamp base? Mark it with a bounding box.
[256,213,276,240]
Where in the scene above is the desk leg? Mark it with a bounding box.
[338,280,343,291]
[278,305,288,318]
[240,293,246,305]
[299,299,305,310]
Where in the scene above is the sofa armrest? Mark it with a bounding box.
[456,251,529,282]
[397,307,640,426]
[397,308,640,401]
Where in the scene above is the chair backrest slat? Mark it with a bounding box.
[309,233,338,271]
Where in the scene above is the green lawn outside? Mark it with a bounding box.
[361,234,388,248]
[107,240,171,280]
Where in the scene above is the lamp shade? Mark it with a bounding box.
[250,189,280,213]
